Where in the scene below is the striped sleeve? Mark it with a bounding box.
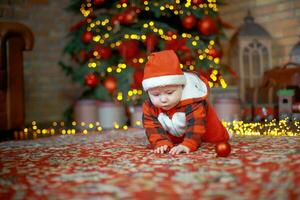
[181,101,207,152]
[142,100,174,149]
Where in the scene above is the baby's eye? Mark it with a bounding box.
[167,91,174,95]
[152,93,160,97]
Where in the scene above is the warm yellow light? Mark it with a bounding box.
[107,67,113,73]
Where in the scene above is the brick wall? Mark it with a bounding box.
[1,0,81,124]
[220,0,300,67]
[0,0,299,124]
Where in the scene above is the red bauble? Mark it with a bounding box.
[111,14,124,25]
[103,77,117,93]
[207,48,222,58]
[119,40,139,60]
[85,73,100,87]
[133,70,144,87]
[215,142,231,157]
[122,10,137,25]
[79,49,89,62]
[145,33,158,52]
[94,45,112,59]
[166,31,177,38]
[197,16,218,35]
[191,0,205,5]
[182,15,197,29]
[165,38,186,51]
[94,0,106,5]
[81,31,93,43]
[180,51,193,65]
[120,0,128,4]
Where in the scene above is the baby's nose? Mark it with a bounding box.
[160,95,168,103]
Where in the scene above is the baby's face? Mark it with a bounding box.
[148,85,183,110]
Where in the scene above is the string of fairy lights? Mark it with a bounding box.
[79,0,227,102]
[12,119,299,140]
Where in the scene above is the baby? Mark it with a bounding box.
[142,50,229,155]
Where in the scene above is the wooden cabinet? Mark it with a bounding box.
[0,22,34,132]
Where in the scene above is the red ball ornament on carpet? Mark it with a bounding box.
[104,77,117,93]
[81,31,93,43]
[85,73,100,87]
[94,0,106,5]
[197,16,218,35]
[215,142,231,157]
[182,15,197,29]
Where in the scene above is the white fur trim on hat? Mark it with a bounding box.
[181,72,208,100]
[142,75,186,91]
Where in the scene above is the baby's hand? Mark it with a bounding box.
[169,145,190,155]
[153,145,169,154]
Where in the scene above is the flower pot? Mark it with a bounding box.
[97,102,127,129]
[74,99,98,124]
[129,106,143,128]
[214,97,241,122]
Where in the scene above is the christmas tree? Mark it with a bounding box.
[60,0,229,107]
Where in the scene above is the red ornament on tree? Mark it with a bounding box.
[191,0,205,5]
[119,40,139,60]
[133,69,144,88]
[94,45,112,59]
[103,76,117,93]
[79,49,89,63]
[120,0,128,4]
[85,73,100,87]
[215,142,231,157]
[94,0,106,5]
[207,48,222,58]
[81,31,93,43]
[197,16,218,35]
[145,33,158,53]
[182,14,197,29]
[121,10,137,25]
[111,14,124,25]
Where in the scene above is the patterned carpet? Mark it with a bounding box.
[0,129,299,200]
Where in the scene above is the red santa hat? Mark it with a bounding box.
[142,50,186,91]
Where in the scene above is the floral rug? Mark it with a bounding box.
[0,129,299,200]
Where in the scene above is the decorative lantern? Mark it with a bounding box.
[277,89,295,119]
[229,11,272,102]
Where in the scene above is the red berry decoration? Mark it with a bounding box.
[197,16,218,35]
[182,15,197,29]
[215,142,231,157]
[103,77,117,93]
[120,0,128,4]
[81,31,93,43]
[207,48,222,58]
[85,73,100,87]
[94,0,106,5]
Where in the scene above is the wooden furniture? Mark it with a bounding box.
[0,22,34,132]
